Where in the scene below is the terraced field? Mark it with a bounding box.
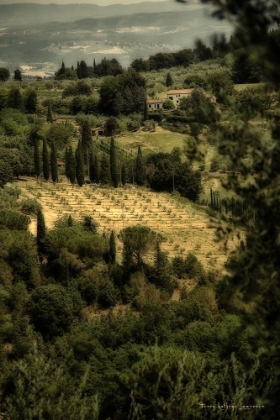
[19,178,239,272]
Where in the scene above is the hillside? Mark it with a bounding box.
[19,177,238,273]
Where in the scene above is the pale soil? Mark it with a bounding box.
[19,178,241,276]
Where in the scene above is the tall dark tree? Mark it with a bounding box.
[0,160,13,187]
[153,241,171,290]
[143,101,148,121]
[232,50,262,84]
[110,137,118,188]
[7,87,24,111]
[24,89,37,113]
[37,209,46,255]
[28,123,41,147]
[79,60,89,79]
[50,141,58,183]
[109,230,116,264]
[89,148,94,183]
[14,69,22,81]
[33,139,41,179]
[42,138,49,181]
[47,103,53,123]
[121,164,126,186]
[64,148,70,181]
[81,120,92,165]
[61,61,66,75]
[0,67,10,82]
[89,149,99,183]
[135,146,145,186]
[99,153,111,185]
[94,154,100,183]
[68,146,76,185]
[165,72,173,87]
[76,61,82,79]
[75,140,84,187]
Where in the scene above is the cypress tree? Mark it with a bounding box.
[89,148,100,183]
[77,61,82,79]
[68,146,76,185]
[7,87,23,110]
[89,148,95,183]
[13,88,24,111]
[47,103,53,123]
[64,148,70,181]
[166,72,173,87]
[81,120,92,165]
[143,100,148,121]
[135,145,145,186]
[100,153,111,185]
[34,139,41,179]
[121,164,126,186]
[80,60,88,79]
[153,241,170,289]
[14,69,22,81]
[109,230,117,264]
[110,137,118,188]
[68,215,73,226]
[42,138,49,181]
[94,154,100,183]
[25,88,38,113]
[75,140,84,186]
[50,141,58,183]
[61,61,66,75]
[37,208,46,255]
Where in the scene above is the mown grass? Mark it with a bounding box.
[234,83,264,91]
[116,128,187,156]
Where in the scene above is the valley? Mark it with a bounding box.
[0,1,232,75]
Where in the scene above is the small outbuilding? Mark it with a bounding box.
[147,99,164,111]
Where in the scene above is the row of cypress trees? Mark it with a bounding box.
[65,137,144,187]
[34,138,58,183]
[35,132,145,187]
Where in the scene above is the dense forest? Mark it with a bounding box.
[0,0,280,419]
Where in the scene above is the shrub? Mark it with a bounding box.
[20,199,42,215]
[29,284,74,339]
[0,209,30,230]
[98,279,118,308]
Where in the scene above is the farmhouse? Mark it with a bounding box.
[167,88,194,107]
[147,98,164,111]
[91,121,106,137]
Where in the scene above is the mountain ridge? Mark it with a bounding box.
[0,1,196,25]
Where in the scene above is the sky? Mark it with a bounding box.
[0,0,170,4]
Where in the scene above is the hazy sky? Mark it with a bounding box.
[0,0,170,4]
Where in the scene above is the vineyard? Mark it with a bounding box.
[19,178,240,272]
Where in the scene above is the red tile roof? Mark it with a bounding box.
[167,89,194,95]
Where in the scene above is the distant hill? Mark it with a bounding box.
[0,1,232,75]
[0,1,199,25]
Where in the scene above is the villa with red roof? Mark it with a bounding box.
[167,88,194,107]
